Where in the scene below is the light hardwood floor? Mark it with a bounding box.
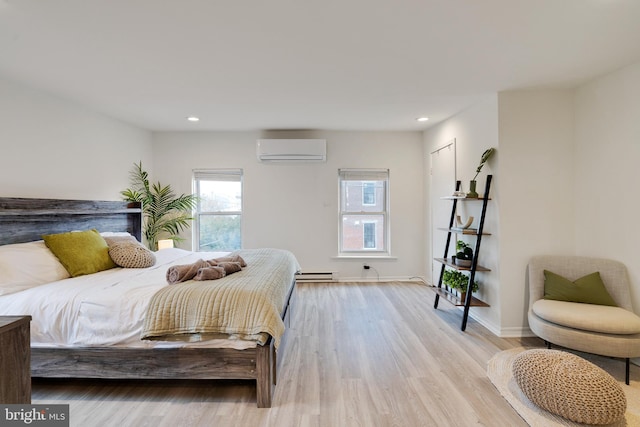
[32,281,545,426]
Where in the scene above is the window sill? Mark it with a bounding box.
[332,255,397,260]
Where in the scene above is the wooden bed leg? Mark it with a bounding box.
[255,341,274,408]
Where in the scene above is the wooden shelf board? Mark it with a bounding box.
[430,287,490,307]
[441,196,491,200]
[434,258,491,272]
[437,227,491,236]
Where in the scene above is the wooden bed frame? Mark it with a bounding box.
[0,197,295,407]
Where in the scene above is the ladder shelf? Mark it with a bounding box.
[432,175,492,331]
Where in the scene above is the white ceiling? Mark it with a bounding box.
[1,0,640,132]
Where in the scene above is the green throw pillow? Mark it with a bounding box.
[543,270,617,306]
[43,229,117,277]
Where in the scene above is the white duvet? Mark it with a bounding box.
[0,248,259,350]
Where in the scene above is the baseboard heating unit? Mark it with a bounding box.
[295,272,334,282]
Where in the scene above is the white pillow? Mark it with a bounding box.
[99,231,132,237]
[0,240,71,295]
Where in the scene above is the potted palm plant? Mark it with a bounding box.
[121,162,198,250]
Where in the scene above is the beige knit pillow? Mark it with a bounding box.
[108,241,156,268]
[512,349,626,425]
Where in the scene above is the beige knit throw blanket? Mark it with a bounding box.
[143,248,299,347]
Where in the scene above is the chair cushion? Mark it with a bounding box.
[512,349,626,425]
[533,299,640,334]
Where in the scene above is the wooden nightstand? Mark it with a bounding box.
[0,316,32,403]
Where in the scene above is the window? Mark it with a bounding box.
[362,182,376,205]
[193,169,242,251]
[339,169,389,255]
[363,221,376,249]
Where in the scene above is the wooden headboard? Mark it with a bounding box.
[0,197,142,246]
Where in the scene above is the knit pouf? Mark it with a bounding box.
[108,241,156,268]
[512,349,626,425]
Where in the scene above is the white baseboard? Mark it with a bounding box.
[496,325,536,338]
[337,275,428,284]
[465,312,535,338]
[466,312,501,336]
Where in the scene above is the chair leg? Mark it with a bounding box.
[626,358,630,385]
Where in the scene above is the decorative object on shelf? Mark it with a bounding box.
[455,215,474,229]
[121,162,198,251]
[467,147,495,198]
[452,215,477,233]
[454,240,473,267]
[442,269,479,297]
[467,181,479,199]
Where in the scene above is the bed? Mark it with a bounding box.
[0,197,299,407]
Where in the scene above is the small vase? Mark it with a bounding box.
[466,180,478,198]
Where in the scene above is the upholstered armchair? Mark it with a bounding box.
[527,255,640,384]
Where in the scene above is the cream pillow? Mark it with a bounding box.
[0,240,71,295]
[99,232,133,237]
[102,234,138,246]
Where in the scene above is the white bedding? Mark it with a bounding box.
[0,248,267,350]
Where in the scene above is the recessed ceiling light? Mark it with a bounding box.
[416,117,429,122]
[187,116,200,122]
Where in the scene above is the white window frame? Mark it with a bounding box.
[192,169,243,251]
[338,168,390,256]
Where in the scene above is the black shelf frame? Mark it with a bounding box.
[433,175,492,330]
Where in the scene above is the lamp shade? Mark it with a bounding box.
[157,239,174,250]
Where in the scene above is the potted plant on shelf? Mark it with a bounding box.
[442,269,479,302]
[467,147,495,198]
[121,161,198,251]
[454,240,473,267]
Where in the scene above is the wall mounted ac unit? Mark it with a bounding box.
[256,139,326,162]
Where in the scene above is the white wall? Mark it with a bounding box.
[497,90,575,336]
[574,60,640,314]
[0,75,152,200]
[423,96,501,331]
[152,130,425,280]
